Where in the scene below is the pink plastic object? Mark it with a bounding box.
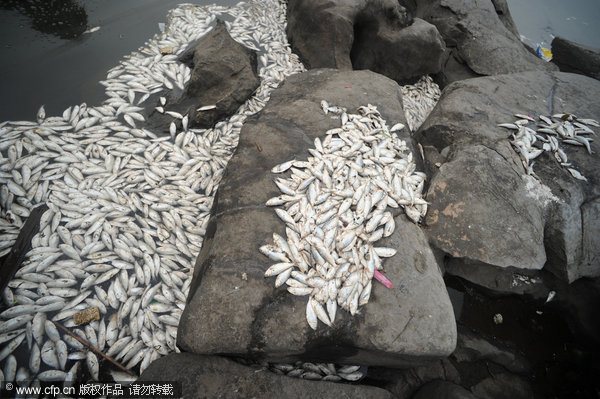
[374,270,394,289]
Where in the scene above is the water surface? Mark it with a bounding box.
[506,0,600,49]
[0,0,238,122]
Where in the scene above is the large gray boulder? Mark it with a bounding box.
[287,0,445,83]
[352,18,446,84]
[177,69,456,367]
[287,0,555,87]
[426,145,547,271]
[489,0,521,40]
[415,71,600,286]
[138,353,395,398]
[414,0,557,86]
[183,20,260,128]
[286,0,359,70]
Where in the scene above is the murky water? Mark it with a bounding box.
[506,0,600,49]
[0,0,239,122]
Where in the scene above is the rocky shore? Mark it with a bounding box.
[1,0,599,397]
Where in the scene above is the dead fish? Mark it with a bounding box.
[567,168,587,181]
[83,26,101,34]
[86,351,99,380]
[37,105,46,122]
[197,105,217,111]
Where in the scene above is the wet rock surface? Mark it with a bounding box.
[287,0,445,83]
[138,353,394,398]
[177,68,456,367]
[416,71,600,286]
[552,36,600,81]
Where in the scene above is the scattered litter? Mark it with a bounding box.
[159,46,174,55]
[73,307,101,325]
[493,313,503,324]
[374,270,394,289]
[536,44,553,61]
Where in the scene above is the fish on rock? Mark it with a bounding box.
[262,101,428,329]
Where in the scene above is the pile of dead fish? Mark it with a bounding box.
[268,362,365,382]
[261,101,427,330]
[0,0,304,388]
[400,75,441,132]
[500,113,598,180]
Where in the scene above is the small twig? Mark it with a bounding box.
[52,320,135,376]
[255,142,262,152]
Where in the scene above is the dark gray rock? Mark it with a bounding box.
[453,326,531,373]
[416,71,600,286]
[287,0,554,87]
[351,18,446,84]
[368,359,461,398]
[286,0,357,70]
[184,19,259,128]
[146,19,260,131]
[412,380,477,399]
[138,353,394,399]
[414,0,556,86]
[489,0,520,40]
[177,69,456,367]
[425,145,547,272]
[537,72,600,283]
[287,0,445,83]
[471,373,534,399]
[552,36,600,80]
